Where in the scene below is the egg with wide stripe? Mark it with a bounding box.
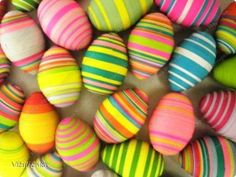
[0,47,10,85]
[12,0,41,12]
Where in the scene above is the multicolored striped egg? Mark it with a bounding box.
[56,117,100,172]
[149,93,195,155]
[155,0,221,27]
[92,170,119,177]
[128,13,174,79]
[168,32,216,92]
[0,131,29,177]
[38,46,81,108]
[0,47,10,85]
[216,2,236,55]
[88,0,153,32]
[82,33,128,95]
[0,83,24,132]
[12,0,41,12]
[19,92,59,154]
[38,0,92,50]
[94,88,148,143]
[0,10,45,74]
[179,136,236,177]
[0,0,7,21]
[102,139,164,177]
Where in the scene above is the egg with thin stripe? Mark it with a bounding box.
[0,47,10,85]
[12,0,41,12]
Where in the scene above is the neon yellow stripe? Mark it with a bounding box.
[82,72,121,85]
[139,0,147,14]
[114,1,131,29]
[135,142,148,176]
[85,85,113,94]
[123,140,136,175]
[88,6,101,30]
[95,0,112,30]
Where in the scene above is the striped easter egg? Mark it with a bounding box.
[0,0,7,21]
[56,117,100,172]
[216,2,236,55]
[149,93,195,155]
[102,139,164,177]
[0,83,24,132]
[0,47,10,85]
[155,0,221,27]
[12,0,41,12]
[94,88,148,143]
[128,13,174,79]
[88,0,153,32]
[92,170,119,177]
[19,92,59,154]
[0,10,45,74]
[38,46,81,108]
[168,32,216,92]
[179,136,236,177]
[0,131,29,177]
[38,0,92,50]
[82,33,128,95]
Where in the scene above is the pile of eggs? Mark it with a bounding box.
[0,0,235,177]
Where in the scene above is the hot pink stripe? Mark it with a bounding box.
[153,143,181,152]
[57,123,84,139]
[71,32,92,50]
[150,130,188,143]
[168,0,187,21]
[94,40,126,52]
[196,0,214,26]
[13,51,44,66]
[1,21,34,35]
[204,0,220,25]
[38,0,58,19]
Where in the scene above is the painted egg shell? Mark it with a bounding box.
[0,83,24,132]
[12,0,41,12]
[56,117,100,172]
[216,2,236,55]
[179,136,236,177]
[155,0,221,27]
[168,32,216,92]
[88,0,153,32]
[82,33,128,95]
[128,13,174,80]
[0,47,10,85]
[0,0,7,21]
[38,46,81,108]
[0,131,29,177]
[38,0,92,50]
[19,92,59,154]
[94,88,148,143]
[149,93,195,155]
[102,139,164,177]
[92,170,119,177]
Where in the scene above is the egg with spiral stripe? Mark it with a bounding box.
[12,0,41,12]
[0,47,10,85]
[168,32,216,92]
[92,170,119,177]
[0,0,7,21]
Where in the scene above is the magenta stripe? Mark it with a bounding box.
[38,0,58,19]
[57,123,84,138]
[150,130,188,143]
[13,51,44,67]
[153,143,181,151]
[57,126,87,143]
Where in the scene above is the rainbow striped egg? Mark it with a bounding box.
[56,117,100,172]
[94,88,148,143]
[12,0,41,12]
[0,0,7,21]
[128,13,174,79]
[0,47,10,85]
[92,170,119,177]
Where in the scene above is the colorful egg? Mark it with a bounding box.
[179,136,236,177]
[94,88,148,143]
[12,0,41,12]
[0,83,24,132]
[0,0,7,21]
[216,2,236,55]
[92,170,119,177]
[168,32,216,92]
[56,117,100,172]
[102,139,164,177]
[0,131,29,177]
[155,0,221,27]
[38,0,92,50]
[88,0,153,32]
[0,47,10,85]
[19,92,59,154]
[38,46,81,108]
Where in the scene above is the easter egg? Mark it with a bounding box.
[0,131,29,177]
[0,0,7,21]
[0,47,10,85]
[179,136,236,177]
[168,32,216,92]
[128,13,174,79]
[94,88,148,143]
[0,10,45,74]
[102,139,164,177]
[56,117,100,172]
[0,83,24,132]
[213,55,236,89]
[149,93,195,155]
[38,46,81,108]
[12,0,41,12]
[88,0,153,32]
[155,0,221,27]
[19,92,59,154]
[38,0,92,50]
[216,2,236,55]
[82,33,128,95]
[92,170,119,177]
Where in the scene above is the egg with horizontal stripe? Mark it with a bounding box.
[19,92,59,154]
[56,117,100,172]
[38,46,81,108]
[38,0,92,50]
[168,32,216,92]
[82,33,128,95]
[128,13,174,79]
[0,0,7,21]
[88,0,153,32]
[94,88,148,143]
[0,83,24,132]
[12,0,41,12]
[179,136,236,177]
[0,10,45,74]
[155,0,221,27]
[102,139,164,177]
[0,47,10,85]
[91,170,119,177]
